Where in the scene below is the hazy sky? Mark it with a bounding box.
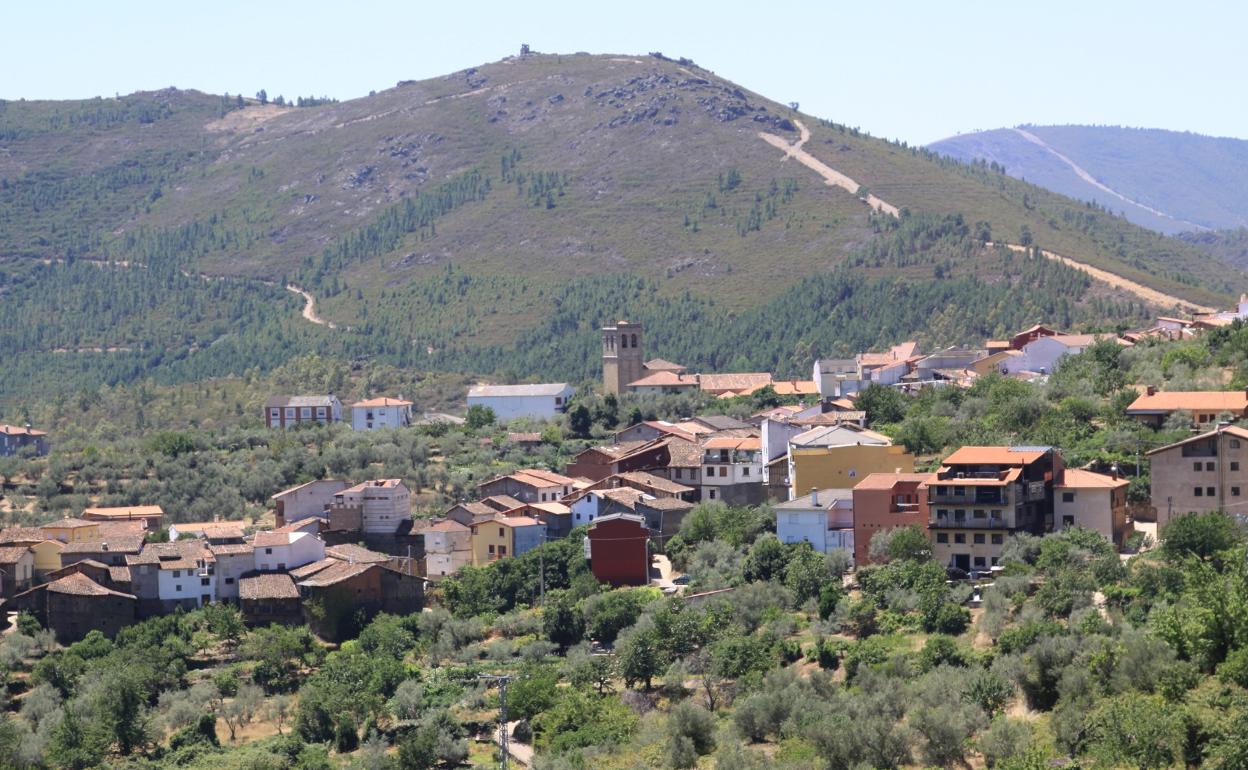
[5,0,1245,145]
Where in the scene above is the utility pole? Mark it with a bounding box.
[479,674,515,770]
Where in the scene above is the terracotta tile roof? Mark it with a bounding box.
[481,495,525,511]
[108,566,132,583]
[340,478,406,494]
[697,373,773,393]
[1044,333,1128,347]
[637,496,694,511]
[45,572,135,599]
[672,421,716,436]
[1056,469,1129,489]
[273,518,325,534]
[126,540,209,565]
[770,380,820,396]
[1147,425,1248,456]
[627,371,700,388]
[61,535,146,555]
[942,446,1050,466]
[791,424,891,448]
[664,438,704,468]
[853,472,936,490]
[527,502,572,515]
[482,468,576,490]
[239,573,300,600]
[271,479,349,500]
[643,358,686,372]
[0,424,47,437]
[327,544,390,563]
[253,531,313,548]
[43,518,97,529]
[94,520,148,537]
[82,505,163,520]
[493,515,543,528]
[0,546,31,563]
[352,397,412,407]
[507,432,543,443]
[0,527,49,544]
[448,501,496,518]
[792,412,866,426]
[297,560,376,588]
[859,341,919,367]
[290,557,338,580]
[209,542,256,556]
[1126,390,1248,414]
[173,521,246,538]
[613,471,694,495]
[428,519,470,533]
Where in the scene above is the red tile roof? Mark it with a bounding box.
[853,472,937,490]
[352,397,413,407]
[942,446,1049,466]
[1126,390,1248,414]
[1056,469,1129,489]
[239,573,300,600]
[45,572,134,599]
[0,424,47,437]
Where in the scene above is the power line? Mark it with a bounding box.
[478,674,515,770]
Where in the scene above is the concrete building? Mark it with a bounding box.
[331,479,411,535]
[1146,424,1248,527]
[1054,469,1130,547]
[0,424,48,457]
[351,397,413,431]
[209,543,255,602]
[852,472,934,565]
[469,516,545,565]
[774,489,855,558]
[1125,388,1248,428]
[701,436,766,505]
[928,446,1061,573]
[271,479,350,527]
[422,519,472,578]
[788,425,914,497]
[602,321,645,395]
[264,395,343,428]
[253,531,326,572]
[588,513,651,587]
[467,383,574,421]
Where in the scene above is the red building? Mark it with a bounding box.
[587,513,651,587]
[851,472,935,565]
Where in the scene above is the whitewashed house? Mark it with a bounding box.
[155,552,217,610]
[774,488,855,560]
[422,520,472,578]
[253,531,325,572]
[466,383,574,421]
[1005,334,1124,375]
[351,397,413,431]
[208,543,255,602]
[332,479,412,535]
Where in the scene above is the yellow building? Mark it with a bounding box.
[40,518,100,543]
[30,540,65,576]
[469,515,545,566]
[788,425,914,496]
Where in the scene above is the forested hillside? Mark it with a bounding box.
[1,54,1242,404]
[929,125,1248,234]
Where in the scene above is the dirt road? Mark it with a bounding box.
[758,123,1216,313]
[286,284,336,328]
[758,119,900,216]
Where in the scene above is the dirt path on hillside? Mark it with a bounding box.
[1010,128,1206,231]
[286,284,337,329]
[988,242,1216,313]
[758,122,1216,313]
[759,119,900,216]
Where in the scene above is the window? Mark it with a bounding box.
[1235,487,1242,497]
[1196,487,1204,497]
[674,469,682,480]
[720,467,728,477]
[301,407,312,418]
[225,577,235,585]
[973,556,986,568]
[285,408,295,420]
[498,527,504,537]
[1063,515,1075,527]
[499,546,508,556]
[973,533,985,544]
[269,408,279,419]
[317,407,327,417]
[936,533,948,543]
[1207,462,1216,471]
[265,548,273,554]
[201,578,210,586]
[1208,487,1216,496]
[488,544,495,554]
[1234,439,1243,449]
[848,469,857,478]
[937,509,949,517]
[991,534,1004,545]
[974,509,986,518]
[173,570,181,578]
[953,486,964,497]
[788,514,801,524]
[708,489,717,500]
[1194,462,1204,472]
[954,533,966,544]
[175,584,182,592]
[1233,462,1241,471]
[990,557,1000,566]
[1062,492,1075,503]
[743,467,750,477]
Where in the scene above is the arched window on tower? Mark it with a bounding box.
[620,335,628,349]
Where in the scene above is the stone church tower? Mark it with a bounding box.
[602,321,644,395]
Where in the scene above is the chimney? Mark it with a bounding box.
[101,542,109,551]
[810,488,818,506]
[1146,385,1157,396]
[1110,463,1120,480]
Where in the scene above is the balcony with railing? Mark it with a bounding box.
[930,511,1012,529]
[703,450,763,466]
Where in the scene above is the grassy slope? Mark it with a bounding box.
[0,53,1243,398]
